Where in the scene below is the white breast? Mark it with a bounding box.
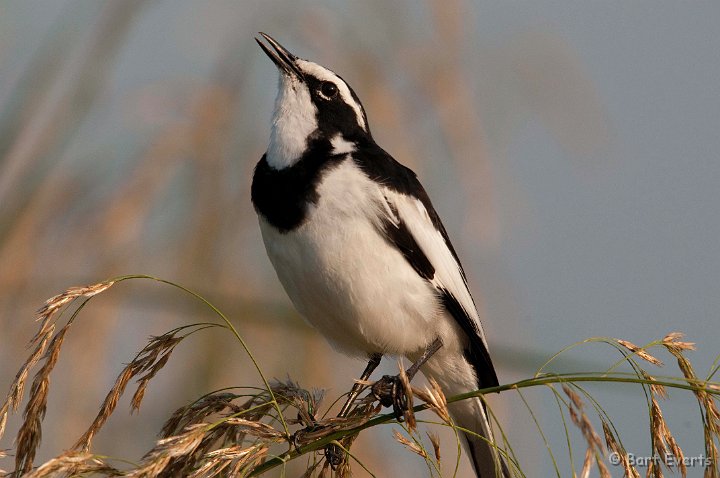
[259,159,453,357]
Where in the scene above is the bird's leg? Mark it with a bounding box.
[406,337,443,381]
[372,338,443,417]
[337,353,382,418]
[324,353,382,469]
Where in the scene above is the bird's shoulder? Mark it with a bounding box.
[351,143,425,199]
[351,143,466,277]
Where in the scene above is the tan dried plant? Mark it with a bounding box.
[73,326,206,452]
[0,281,115,444]
[562,384,607,478]
[602,420,641,478]
[21,451,121,478]
[2,279,720,478]
[661,333,719,478]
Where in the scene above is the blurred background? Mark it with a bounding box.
[1,1,719,476]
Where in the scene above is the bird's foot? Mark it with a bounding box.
[324,443,345,469]
[371,374,409,419]
[294,423,348,469]
[291,419,324,450]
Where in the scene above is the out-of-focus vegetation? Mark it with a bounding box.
[0,1,617,476]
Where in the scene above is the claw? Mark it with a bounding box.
[292,420,323,451]
[324,443,345,469]
[371,374,408,419]
[292,431,303,450]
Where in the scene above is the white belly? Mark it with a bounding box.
[258,160,449,357]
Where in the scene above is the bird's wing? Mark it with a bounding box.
[373,184,499,389]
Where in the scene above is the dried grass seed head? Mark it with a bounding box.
[616,339,664,366]
[392,429,428,459]
[413,378,450,424]
[22,451,122,478]
[662,332,695,352]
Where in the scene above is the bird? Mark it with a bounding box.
[252,33,509,478]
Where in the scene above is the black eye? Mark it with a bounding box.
[320,81,338,98]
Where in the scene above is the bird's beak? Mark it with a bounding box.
[256,32,304,79]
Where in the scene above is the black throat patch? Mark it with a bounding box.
[251,141,347,232]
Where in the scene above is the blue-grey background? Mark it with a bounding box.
[1,1,718,476]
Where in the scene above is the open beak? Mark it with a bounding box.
[256,32,304,79]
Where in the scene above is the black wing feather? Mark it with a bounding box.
[379,200,435,281]
[357,143,499,389]
[439,289,499,389]
[354,143,467,280]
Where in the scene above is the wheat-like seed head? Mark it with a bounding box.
[662,332,695,352]
[392,429,428,459]
[188,443,269,478]
[659,333,718,477]
[616,339,664,366]
[21,451,122,478]
[602,420,641,478]
[14,324,72,474]
[641,371,669,400]
[127,423,207,478]
[0,281,115,444]
[563,384,607,478]
[427,431,441,463]
[413,378,450,424]
[397,361,416,431]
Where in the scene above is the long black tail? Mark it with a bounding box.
[423,357,510,477]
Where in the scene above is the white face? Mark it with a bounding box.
[266,60,367,170]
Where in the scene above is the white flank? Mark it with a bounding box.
[380,190,490,348]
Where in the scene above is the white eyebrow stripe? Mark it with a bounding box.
[297,60,367,132]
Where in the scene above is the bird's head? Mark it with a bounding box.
[256,33,370,169]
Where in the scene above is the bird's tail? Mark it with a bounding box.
[449,393,509,478]
[424,361,510,478]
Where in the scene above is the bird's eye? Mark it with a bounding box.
[320,81,338,98]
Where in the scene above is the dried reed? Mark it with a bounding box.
[1,281,719,478]
[73,325,211,452]
[561,384,605,477]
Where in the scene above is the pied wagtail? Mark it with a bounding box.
[252,33,508,478]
